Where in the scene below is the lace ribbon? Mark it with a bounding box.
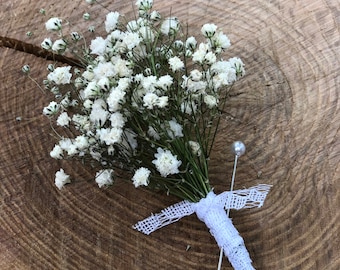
[133,184,271,270]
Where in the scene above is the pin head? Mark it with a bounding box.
[231,141,246,157]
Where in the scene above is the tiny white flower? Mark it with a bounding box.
[105,11,120,33]
[45,17,62,31]
[109,112,126,128]
[93,62,116,79]
[108,29,123,44]
[141,75,157,92]
[150,10,161,21]
[185,36,197,51]
[57,112,71,127]
[122,32,141,50]
[192,43,211,64]
[204,51,217,65]
[41,38,53,50]
[116,77,131,91]
[95,169,114,188]
[50,144,63,159]
[90,37,107,55]
[161,17,180,35]
[229,57,245,77]
[97,76,110,91]
[192,49,205,64]
[212,71,236,89]
[143,93,159,109]
[201,23,217,38]
[132,167,151,187]
[210,60,231,74]
[152,147,182,177]
[136,0,153,12]
[111,56,132,77]
[55,168,71,190]
[157,75,173,90]
[47,66,72,85]
[67,144,79,156]
[126,20,139,32]
[60,95,71,108]
[52,39,67,54]
[83,81,100,98]
[90,99,109,127]
[74,135,89,151]
[82,70,94,81]
[212,32,230,50]
[174,40,184,51]
[97,127,123,145]
[107,88,126,112]
[59,138,73,151]
[210,59,239,85]
[43,101,60,116]
[190,69,202,81]
[168,56,184,72]
[72,114,90,131]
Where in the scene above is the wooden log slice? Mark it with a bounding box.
[0,0,339,269]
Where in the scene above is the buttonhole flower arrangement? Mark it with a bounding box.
[24,1,272,269]
[41,1,245,200]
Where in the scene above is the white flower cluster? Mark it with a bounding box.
[41,1,245,193]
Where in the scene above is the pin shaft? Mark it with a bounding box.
[217,154,239,270]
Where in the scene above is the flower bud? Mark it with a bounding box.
[47,64,55,72]
[71,32,82,41]
[83,13,91,20]
[22,65,30,74]
[41,38,53,50]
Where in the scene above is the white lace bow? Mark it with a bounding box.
[133,184,271,270]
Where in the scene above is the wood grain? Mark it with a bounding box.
[0,0,339,269]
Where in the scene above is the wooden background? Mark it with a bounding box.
[0,0,339,269]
